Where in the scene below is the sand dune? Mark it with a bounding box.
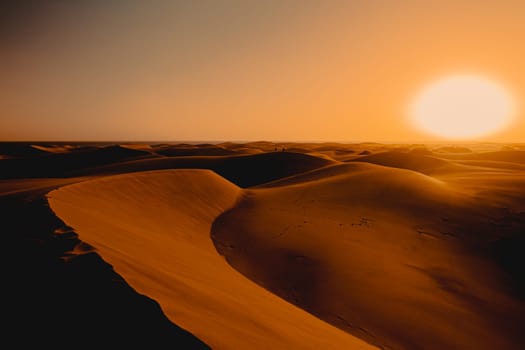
[218,142,383,161]
[30,144,76,153]
[349,150,470,174]
[213,162,525,350]
[2,177,210,348]
[434,149,525,163]
[155,144,241,157]
[454,159,525,170]
[0,177,88,196]
[0,142,49,158]
[0,144,154,179]
[469,150,525,163]
[71,151,335,187]
[432,146,473,153]
[48,170,374,350]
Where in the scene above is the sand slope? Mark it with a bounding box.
[48,170,374,350]
[2,179,210,348]
[213,162,525,350]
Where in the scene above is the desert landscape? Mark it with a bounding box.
[2,141,524,349]
[3,1,525,348]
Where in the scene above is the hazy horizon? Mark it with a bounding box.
[2,139,525,145]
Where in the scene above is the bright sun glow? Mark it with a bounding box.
[411,75,515,139]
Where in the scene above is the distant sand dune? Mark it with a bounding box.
[470,150,525,163]
[154,144,241,157]
[72,151,335,187]
[349,151,470,174]
[454,159,525,170]
[435,150,525,164]
[0,145,153,179]
[0,143,49,158]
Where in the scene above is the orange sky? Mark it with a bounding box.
[1,1,525,142]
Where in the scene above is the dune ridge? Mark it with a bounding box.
[48,169,374,350]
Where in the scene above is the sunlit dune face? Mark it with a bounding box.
[410,75,515,139]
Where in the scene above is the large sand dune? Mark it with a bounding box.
[2,177,211,348]
[213,162,525,349]
[48,170,374,349]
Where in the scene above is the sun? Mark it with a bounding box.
[410,75,515,139]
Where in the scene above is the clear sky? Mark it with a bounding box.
[2,0,525,142]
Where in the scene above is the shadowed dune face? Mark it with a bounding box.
[154,144,241,157]
[212,163,525,350]
[0,143,49,157]
[71,151,335,187]
[1,180,210,348]
[0,144,154,179]
[48,170,374,350]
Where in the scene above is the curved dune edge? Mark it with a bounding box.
[48,169,375,350]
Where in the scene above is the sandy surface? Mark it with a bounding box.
[3,141,525,349]
[214,161,525,349]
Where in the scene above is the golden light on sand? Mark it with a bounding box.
[411,75,515,139]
